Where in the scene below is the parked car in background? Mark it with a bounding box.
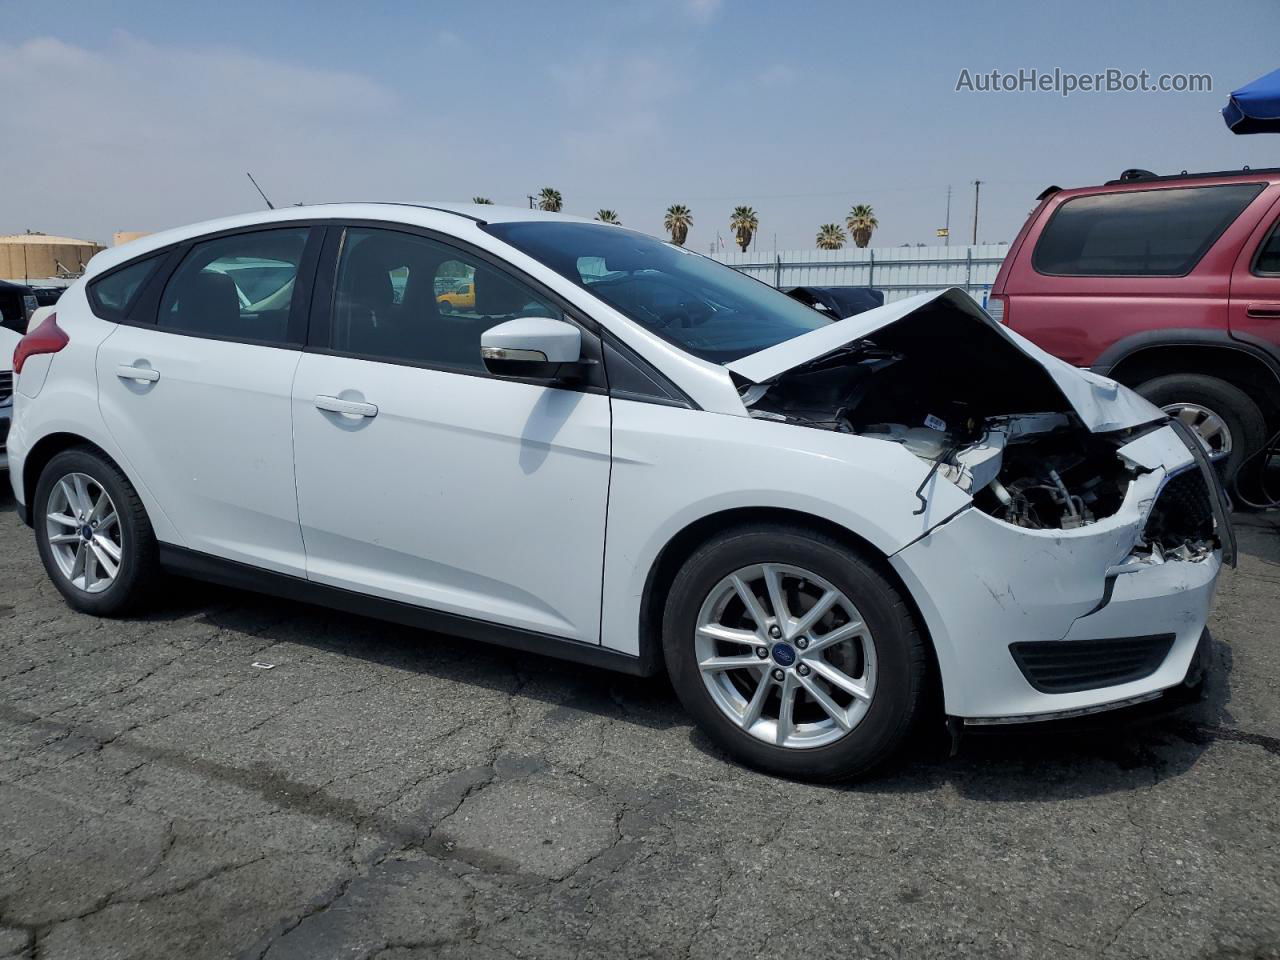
[6,204,1233,780]
[989,166,1280,483]
[436,279,475,311]
[0,280,34,470]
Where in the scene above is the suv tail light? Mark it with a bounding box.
[14,313,69,374]
[986,294,1009,325]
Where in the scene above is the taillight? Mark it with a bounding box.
[986,294,1010,325]
[14,312,69,374]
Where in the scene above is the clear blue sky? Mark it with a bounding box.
[2,0,1277,251]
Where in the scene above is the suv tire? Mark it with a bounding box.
[33,447,160,616]
[662,524,928,782]
[1135,373,1266,484]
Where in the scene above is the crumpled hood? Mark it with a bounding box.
[726,288,1165,433]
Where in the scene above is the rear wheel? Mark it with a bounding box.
[1135,373,1266,484]
[34,448,159,616]
[662,525,928,782]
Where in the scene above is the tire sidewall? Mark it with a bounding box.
[663,527,923,781]
[34,449,146,615]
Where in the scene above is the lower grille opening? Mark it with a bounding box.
[1009,634,1176,693]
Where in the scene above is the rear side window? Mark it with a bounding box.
[1255,220,1280,276]
[158,228,308,344]
[87,256,161,321]
[1033,184,1264,277]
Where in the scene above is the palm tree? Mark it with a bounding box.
[471,196,494,205]
[537,187,563,212]
[846,204,879,248]
[595,209,621,225]
[729,206,759,252]
[816,223,847,250]
[664,204,693,246]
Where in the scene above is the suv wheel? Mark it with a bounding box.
[34,448,159,616]
[662,525,928,782]
[1135,374,1266,483]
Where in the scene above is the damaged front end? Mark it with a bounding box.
[729,288,1233,720]
[730,288,1234,564]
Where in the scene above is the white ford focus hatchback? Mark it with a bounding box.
[8,204,1234,780]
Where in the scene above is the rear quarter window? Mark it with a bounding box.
[1033,184,1264,277]
[87,255,163,321]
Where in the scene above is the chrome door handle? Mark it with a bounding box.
[314,395,378,418]
[116,364,160,383]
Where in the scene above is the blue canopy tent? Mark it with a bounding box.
[1223,68,1280,134]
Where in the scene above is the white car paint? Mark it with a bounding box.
[7,202,1226,723]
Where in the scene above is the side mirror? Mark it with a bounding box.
[480,317,584,380]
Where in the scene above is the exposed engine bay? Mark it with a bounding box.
[739,299,1218,558]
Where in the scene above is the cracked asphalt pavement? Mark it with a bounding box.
[1,486,1278,960]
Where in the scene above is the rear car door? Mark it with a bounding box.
[1228,190,1280,349]
[95,225,321,576]
[291,224,612,641]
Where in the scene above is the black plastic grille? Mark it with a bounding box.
[1009,635,1176,693]
[1147,468,1214,545]
[0,370,11,404]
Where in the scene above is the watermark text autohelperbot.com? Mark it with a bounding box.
[956,68,1212,97]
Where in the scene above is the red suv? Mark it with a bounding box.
[990,166,1280,482]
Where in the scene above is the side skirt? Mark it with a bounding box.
[158,544,662,678]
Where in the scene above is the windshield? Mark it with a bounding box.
[484,221,830,363]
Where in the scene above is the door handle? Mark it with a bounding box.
[1246,302,1280,318]
[116,364,160,383]
[314,395,378,418]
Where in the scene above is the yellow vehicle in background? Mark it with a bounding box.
[437,281,475,311]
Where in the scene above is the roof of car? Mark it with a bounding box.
[83,202,594,280]
[1047,166,1280,202]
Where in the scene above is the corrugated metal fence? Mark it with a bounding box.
[713,243,1010,306]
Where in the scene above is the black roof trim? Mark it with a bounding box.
[1103,165,1280,186]
[310,201,488,225]
[1036,185,1062,201]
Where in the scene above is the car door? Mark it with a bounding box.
[95,225,320,576]
[1228,191,1280,349]
[291,225,612,642]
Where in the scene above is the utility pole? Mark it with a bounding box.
[971,180,982,245]
[527,194,536,210]
[944,185,951,247]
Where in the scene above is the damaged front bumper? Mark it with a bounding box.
[889,422,1230,721]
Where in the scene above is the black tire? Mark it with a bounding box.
[662,524,929,782]
[33,447,159,616]
[1135,373,1266,484]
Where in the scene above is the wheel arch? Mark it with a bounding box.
[637,506,944,696]
[1097,334,1280,427]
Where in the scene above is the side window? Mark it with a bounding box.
[1033,184,1264,277]
[158,228,308,343]
[1255,220,1280,276]
[87,255,162,322]
[332,228,563,372]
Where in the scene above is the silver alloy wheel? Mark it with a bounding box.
[1162,402,1232,459]
[45,472,123,594]
[694,563,877,750]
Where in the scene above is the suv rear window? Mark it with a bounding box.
[87,255,162,321]
[1033,184,1263,277]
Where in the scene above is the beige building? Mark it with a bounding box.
[113,231,150,247]
[0,233,105,282]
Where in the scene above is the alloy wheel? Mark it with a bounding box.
[693,563,877,749]
[44,472,123,594]
[1162,402,1232,460]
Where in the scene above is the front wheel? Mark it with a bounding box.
[1135,373,1266,484]
[662,525,929,782]
[34,448,159,616]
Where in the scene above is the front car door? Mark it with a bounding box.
[1228,190,1280,351]
[95,225,320,576]
[291,225,612,642]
